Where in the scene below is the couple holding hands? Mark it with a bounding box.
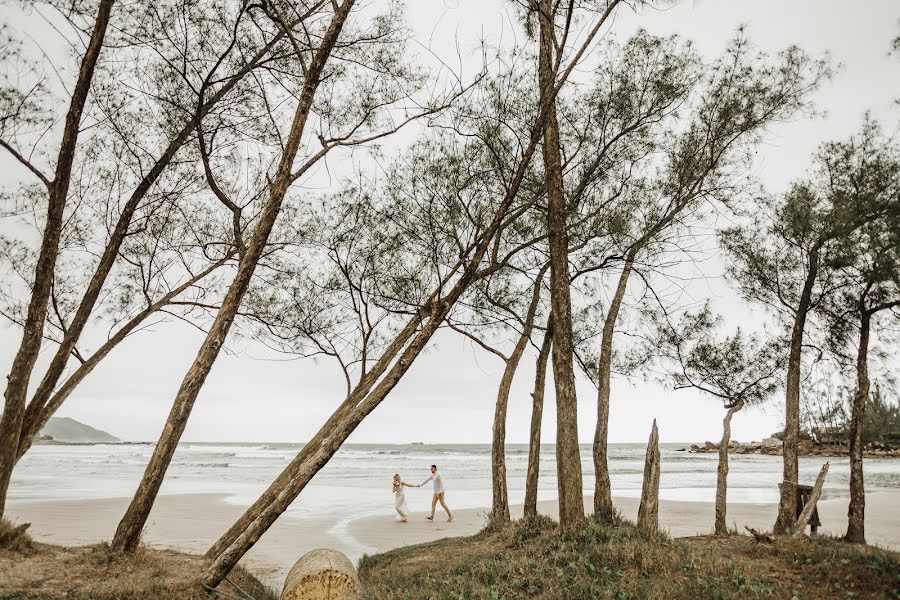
[392,464,453,523]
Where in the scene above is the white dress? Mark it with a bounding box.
[393,482,409,520]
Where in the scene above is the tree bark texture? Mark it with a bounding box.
[845,312,870,543]
[775,246,819,534]
[491,269,546,523]
[715,400,744,535]
[593,250,637,518]
[637,419,660,539]
[524,319,553,520]
[0,0,114,517]
[110,1,355,554]
[537,0,584,529]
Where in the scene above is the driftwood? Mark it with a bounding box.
[745,526,774,543]
[280,548,362,600]
[789,462,829,537]
[637,419,660,539]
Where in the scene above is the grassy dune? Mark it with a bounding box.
[359,514,900,599]
[0,520,276,600]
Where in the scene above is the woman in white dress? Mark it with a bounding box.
[392,473,414,522]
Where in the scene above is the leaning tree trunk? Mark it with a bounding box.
[593,249,637,518]
[845,311,870,543]
[0,0,114,517]
[715,399,744,535]
[538,0,584,529]
[206,310,427,559]
[524,320,553,520]
[110,2,355,554]
[775,246,819,534]
[202,298,453,588]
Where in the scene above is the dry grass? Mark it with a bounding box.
[0,518,34,554]
[359,514,900,599]
[0,537,277,600]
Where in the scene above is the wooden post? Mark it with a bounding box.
[789,462,829,537]
[637,419,660,539]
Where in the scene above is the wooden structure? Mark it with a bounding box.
[280,548,362,600]
[778,483,822,533]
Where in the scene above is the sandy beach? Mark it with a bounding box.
[8,490,899,590]
[6,494,357,588]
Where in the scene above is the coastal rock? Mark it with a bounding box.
[761,437,782,448]
[38,417,119,443]
[704,441,717,450]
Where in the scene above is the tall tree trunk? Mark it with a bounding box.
[593,250,637,518]
[17,25,288,450]
[206,308,428,559]
[845,311,870,543]
[775,246,819,534]
[15,258,230,461]
[491,269,546,523]
[715,399,744,535]
[524,319,553,520]
[537,0,583,529]
[110,1,355,554]
[0,0,114,517]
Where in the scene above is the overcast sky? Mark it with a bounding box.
[1,0,898,444]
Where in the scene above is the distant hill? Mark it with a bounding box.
[38,417,120,443]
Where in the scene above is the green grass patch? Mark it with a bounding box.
[359,516,900,599]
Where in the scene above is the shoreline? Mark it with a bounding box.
[7,489,899,590]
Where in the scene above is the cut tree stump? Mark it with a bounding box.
[280,548,362,600]
[637,419,660,539]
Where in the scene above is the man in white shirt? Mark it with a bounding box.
[420,464,453,522]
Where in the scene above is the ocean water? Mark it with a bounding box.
[11,442,900,523]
